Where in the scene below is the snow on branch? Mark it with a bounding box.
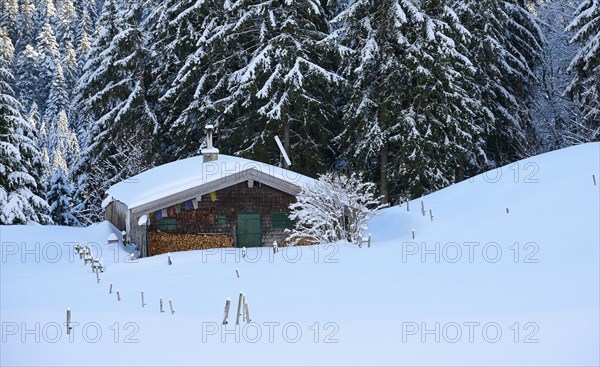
[287,172,386,246]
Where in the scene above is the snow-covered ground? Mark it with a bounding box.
[1,142,599,366]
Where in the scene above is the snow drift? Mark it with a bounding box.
[1,142,598,366]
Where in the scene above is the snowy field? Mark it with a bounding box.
[1,142,599,366]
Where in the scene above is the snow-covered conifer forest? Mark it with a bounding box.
[1,0,599,225]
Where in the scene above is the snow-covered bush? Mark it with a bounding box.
[288,172,385,246]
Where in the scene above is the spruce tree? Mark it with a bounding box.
[565,0,600,142]
[73,0,154,221]
[218,0,342,173]
[16,0,37,50]
[46,150,80,225]
[15,44,39,109]
[35,22,61,108]
[0,28,51,224]
[0,0,19,40]
[148,0,228,158]
[46,62,69,125]
[57,0,77,46]
[62,41,77,89]
[451,0,543,165]
[394,0,486,198]
[333,0,426,201]
[25,102,51,191]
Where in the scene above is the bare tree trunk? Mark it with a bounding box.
[455,153,465,182]
[380,142,389,204]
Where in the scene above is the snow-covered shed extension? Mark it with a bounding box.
[104,127,315,257]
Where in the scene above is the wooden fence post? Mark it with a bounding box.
[141,291,146,308]
[117,291,121,301]
[235,268,240,278]
[236,292,244,325]
[109,283,113,294]
[242,295,247,323]
[168,253,173,266]
[429,209,434,221]
[160,298,164,313]
[169,300,175,315]
[412,229,415,239]
[244,299,250,323]
[66,308,71,335]
[222,299,231,325]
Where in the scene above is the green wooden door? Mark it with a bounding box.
[237,213,262,247]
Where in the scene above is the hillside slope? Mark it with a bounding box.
[1,143,598,366]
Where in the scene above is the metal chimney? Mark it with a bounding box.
[201,124,219,162]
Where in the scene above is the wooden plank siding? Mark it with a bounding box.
[139,181,296,250]
[105,200,128,231]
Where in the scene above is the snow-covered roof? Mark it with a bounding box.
[101,195,114,209]
[105,154,315,212]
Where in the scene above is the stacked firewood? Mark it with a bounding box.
[148,231,234,255]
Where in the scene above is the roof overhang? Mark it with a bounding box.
[129,167,303,216]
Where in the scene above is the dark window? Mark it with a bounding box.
[158,218,178,232]
[217,215,227,224]
[271,213,294,229]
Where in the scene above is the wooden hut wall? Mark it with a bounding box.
[105,200,128,231]
[145,181,295,246]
